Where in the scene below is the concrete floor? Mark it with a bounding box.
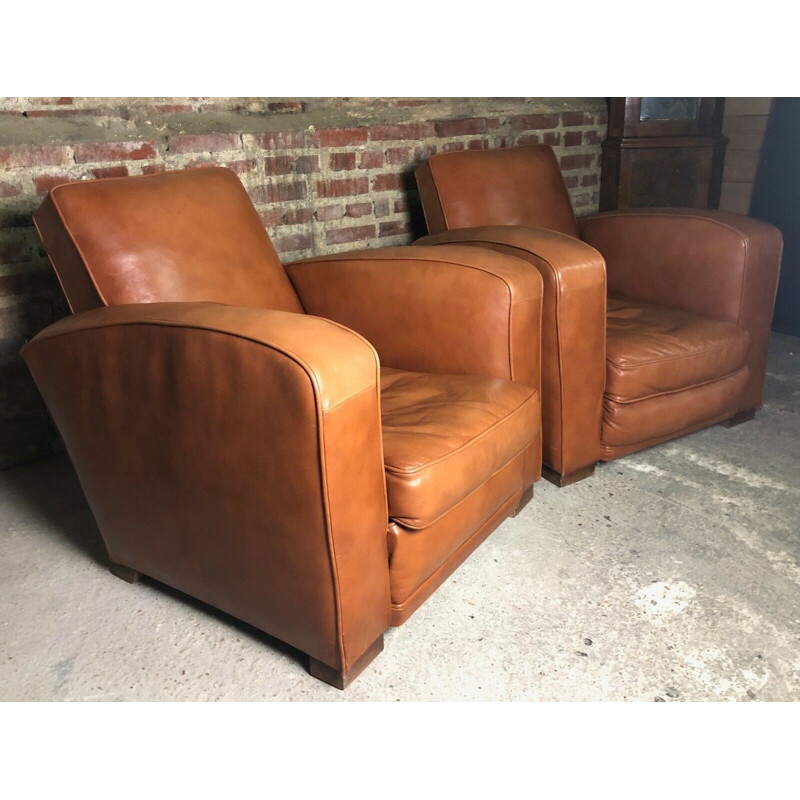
[2,333,799,701]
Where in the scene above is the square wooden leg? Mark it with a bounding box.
[109,562,140,584]
[307,634,384,689]
[720,408,756,428]
[541,463,596,488]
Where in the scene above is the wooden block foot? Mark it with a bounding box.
[307,634,384,689]
[541,463,596,488]
[110,562,140,584]
[720,408,756,428]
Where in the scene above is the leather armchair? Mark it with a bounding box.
[415,144,782,485]
[24,167,543,688]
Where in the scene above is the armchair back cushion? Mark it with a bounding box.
[32,167,303,314]
[416,144,579,238]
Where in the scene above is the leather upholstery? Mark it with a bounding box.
[416,144,579,237]
[605,298,749,401]
[286,245,543,390]
[413,226,605,475]
[581,209,783,413]
[33,167,303,314]
[380,367,539,529]
[25,167,543,682]
[23,302,389,672]
[415,144,783,474]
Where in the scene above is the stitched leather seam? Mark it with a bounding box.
[604,366,747,405]
[382,388,537,475]
[607,339,747,370]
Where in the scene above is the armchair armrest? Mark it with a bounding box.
[22,302,390,678]
[580,209,783,410]
[286,244,543,389]
[414,227,606,478]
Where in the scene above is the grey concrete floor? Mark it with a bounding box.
[2,333,799,701]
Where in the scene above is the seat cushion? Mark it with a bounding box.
[605,297,749,402]
[380,367,539,529]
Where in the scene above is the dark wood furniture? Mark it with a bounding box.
[600,98,728,211]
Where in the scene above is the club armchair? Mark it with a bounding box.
[23,167,543,688]
[415,144,782,485]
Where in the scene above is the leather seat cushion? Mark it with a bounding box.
[380,367,539,529]
[605,297,749,402]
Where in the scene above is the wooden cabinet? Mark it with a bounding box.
[600,98,728,211]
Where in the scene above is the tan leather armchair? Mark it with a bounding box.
[23,167,543,688]
[415,144,782,486]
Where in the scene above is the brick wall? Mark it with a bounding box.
[719,98,773,214]
[0,97,607,469]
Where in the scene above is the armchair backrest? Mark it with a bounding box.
[415,144,580,238]
[33,167,303,314]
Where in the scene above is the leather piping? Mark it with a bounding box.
[604,366,749,405]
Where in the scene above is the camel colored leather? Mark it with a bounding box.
[287,245,543,389]
[380,367,539,529]
[415,144,783,475]
[413,226,605,475]
[25,167,542,684]
[581,210,782,413]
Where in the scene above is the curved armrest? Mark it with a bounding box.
[22,302,389,677]
[580,209,783,410]
[415,227,606,477]
[286,244,543,389]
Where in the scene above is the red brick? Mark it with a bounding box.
[264,155,294,176]
[443,142,465,152]
[434,117,486,137]
[0,180,21,198]
[141,164,166,175]
[359,151,384,169]
[487,118,501,130]
[34,174,74,195]
[252,181,307,204]
[373,173,403,192]
[225,159,258,174]
[467,140,488,150]
[379,220,411,237]
[250,131,307,150]
[92,166,129,179]
[564,131,583,147]
[24,109,88,118]
[316,204,345,222]
[560,154,593,170]
[151,103,193,113]
[316,177,368,198]
[285,208,313,225]
[168,133,241,154]
[0,145,72,168]
[313,128,368,147]
[385,147,410,165]
[294,155,319,174]
[581,173,599,187]
[346,202,372,218]
[371,123,435,141]
[510,113,559,130]
[562,111,597,127]
[517,134,539,146]
[584,130,602,145]
[563,175,579,189]
[274,233,313,253]
[325,225,375,245]
[73,140,157,163]
[373,199,390,217]
[394,198,408,213]
[542,132,561,146]
[259,208,287,226]
[330,152,356,171]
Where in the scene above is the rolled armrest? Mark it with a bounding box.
[580,209,783,409]
[22,302,390,673]
[415,227,606,477]
[286,244,543,389]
